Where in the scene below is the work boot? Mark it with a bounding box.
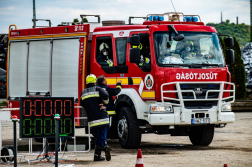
[94,145,105,161]
[104,145,111,161]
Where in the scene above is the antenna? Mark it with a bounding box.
[170,0,181,24]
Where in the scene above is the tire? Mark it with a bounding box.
[189,125,214,146]
[117,107,142,149]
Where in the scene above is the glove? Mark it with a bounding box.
[106,59,113,67]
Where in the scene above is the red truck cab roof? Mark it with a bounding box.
[93,22,217,34]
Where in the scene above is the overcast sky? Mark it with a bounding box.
[0,0,250,34]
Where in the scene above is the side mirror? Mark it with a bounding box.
[173,34,184,41]
[127,35,140,46]
[168,25,184,41]
[130,48,140,63]
[226,49,235,65]
[225,37,234,48]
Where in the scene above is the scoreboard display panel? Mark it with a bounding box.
[20,97,75,138]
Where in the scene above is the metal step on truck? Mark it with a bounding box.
[7,12,235,149]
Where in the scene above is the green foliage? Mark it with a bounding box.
[219,36,246,99]
[207,22,250,47]
[73,18,79,23]
[83,18,88,23]
[72,18,88,25]
[0,101,7,106]
[72,18,79,25]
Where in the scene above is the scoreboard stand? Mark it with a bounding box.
[37,138,54,163]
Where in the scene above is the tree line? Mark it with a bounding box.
[219,36,246,99]
[208,20,250,47]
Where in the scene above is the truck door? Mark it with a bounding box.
[127,31,155,100]
[115,37,128,86]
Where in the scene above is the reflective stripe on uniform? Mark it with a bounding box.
[107,110,116,115]
[103,99,109,104]
[116,85,122,90]
[89,118,109,127]
[81,94,99,100]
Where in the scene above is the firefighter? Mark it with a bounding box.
[80,74,111,161]
[180,40,210,63]
[180,40,197,60]
[97,75,122,116]
[133,43,150,66]
[97,43,113,66]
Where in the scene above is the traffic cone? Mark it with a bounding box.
[224,164,228,167]
[135,149,144,167]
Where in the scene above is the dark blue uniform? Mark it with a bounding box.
[97,54,113,66]
[97,82,122,115]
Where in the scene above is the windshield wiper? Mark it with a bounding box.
[189,63,220,68]
[162,64,190,68]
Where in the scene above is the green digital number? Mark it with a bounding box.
[55,119,64,135]
[34,118,43,135]
[23,119,32,136]
[44,118,52,135]
[64,118,72,135]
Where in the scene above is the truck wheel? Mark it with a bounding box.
[117,107,141,149]
[189,125,214,146]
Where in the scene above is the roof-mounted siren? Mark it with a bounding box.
[146,14,165,21]
[183,15,201,22]
[163,12,185,22]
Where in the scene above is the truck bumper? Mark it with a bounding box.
[148,106,235,125]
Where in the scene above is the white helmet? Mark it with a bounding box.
[99,43,109,53]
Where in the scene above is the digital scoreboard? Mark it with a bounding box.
[20,97,75,138]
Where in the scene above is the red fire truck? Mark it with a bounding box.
[7,12,235,148]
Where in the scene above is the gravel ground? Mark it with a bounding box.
[0,112,251,167]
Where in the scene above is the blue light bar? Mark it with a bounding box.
[192,17,198,22]
[153,16,158,21]
[158,16,164,21]
[182,85,188,88]
[183,16,198,22]
[149,15,164,21]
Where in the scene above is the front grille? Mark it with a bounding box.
[180,84,220,99]
[184,101,217,109]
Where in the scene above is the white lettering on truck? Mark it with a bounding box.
[176,72,218,80]
[75,26,84,31]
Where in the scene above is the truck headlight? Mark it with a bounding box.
[222,103,231,111]
[150,105,172,113]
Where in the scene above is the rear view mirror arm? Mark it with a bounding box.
[168,25,184,41]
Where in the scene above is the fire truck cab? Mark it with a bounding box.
[7,12,235,149]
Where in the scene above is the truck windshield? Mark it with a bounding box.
[154,32,225,67]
